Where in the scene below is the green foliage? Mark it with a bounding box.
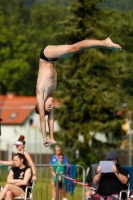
[0,0,66,95]
[99,0,133,11]
[107,10,133,115]
[54,0,133,166]
[0,0,133,167]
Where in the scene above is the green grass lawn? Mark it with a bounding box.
[33,178,83,199]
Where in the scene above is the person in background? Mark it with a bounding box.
[86,163,99,188]
[0,153,32,200]
[51,153,65,200]
[0,135,36,181]
[50,145,68,200]
[85,163,98,198]
[86,152,129,200]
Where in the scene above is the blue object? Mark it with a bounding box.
[106,152,118,160]
[50,154,68,165]
[122,166,133,190]
[64,164,77,196]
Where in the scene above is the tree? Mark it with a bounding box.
[54,0,133,167]
[0,0,31,94]
[99,0,133,11]
[0,0,66,95]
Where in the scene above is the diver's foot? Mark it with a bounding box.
[104,37,122,51]
[43,140,50,147]
[47,140,58,145]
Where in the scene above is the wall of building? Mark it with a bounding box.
[0,111,60,161]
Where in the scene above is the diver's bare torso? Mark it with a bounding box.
[37,59,57,98]
[36,38,122,147]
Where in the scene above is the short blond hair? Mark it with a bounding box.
[54,145,61,151]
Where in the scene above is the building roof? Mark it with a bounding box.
[0,93,60,125]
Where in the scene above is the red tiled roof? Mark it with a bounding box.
[0,93,60,125]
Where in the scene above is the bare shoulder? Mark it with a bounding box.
[25,167,32,176]
[24,151,30,158]
[27,167,32,172]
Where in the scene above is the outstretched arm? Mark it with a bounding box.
[0,160,14,166]
[47,108,56,142]
[36,88,47,142]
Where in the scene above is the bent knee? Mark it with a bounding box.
[85,190,93,197]
[5,183,13,189]
[4,183,9,189]
[70,44,80,53]
[6,190,13,198]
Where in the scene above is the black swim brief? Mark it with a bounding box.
[40,46,58,61]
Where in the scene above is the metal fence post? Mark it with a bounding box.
[56,169,59,200]
[32,164,85,200]
[77,165,85,200]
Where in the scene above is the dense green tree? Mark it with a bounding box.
[0,0,66,95]
[0,0,31,94]
[54,0,133,167]
[99,0,133,11]
[0,0,132,167]
[106,11,133,109]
